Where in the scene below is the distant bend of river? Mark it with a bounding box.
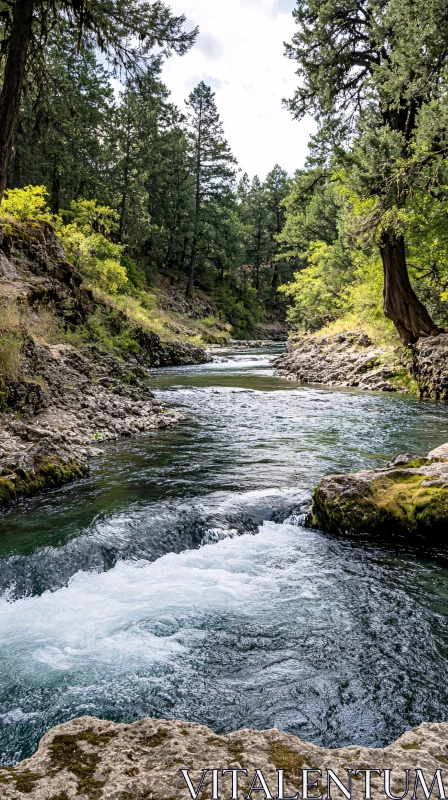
[1,346,448,764]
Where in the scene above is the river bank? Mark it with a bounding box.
[2,348,448,766]
[0,220,212,505]
[274,330,448,398]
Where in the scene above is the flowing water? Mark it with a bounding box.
[2,346,448,765]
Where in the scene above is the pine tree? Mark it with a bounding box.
[185,81,236,297]
[0,0,197,202]
[264,165,290,293]
[285,0,448,343]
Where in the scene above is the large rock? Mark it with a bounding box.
[274,331,409,393]
[0,339,185,507]
[312,446,448,538]
[0,218,95,325]
[411,333,448,400]
[1,716,448,799]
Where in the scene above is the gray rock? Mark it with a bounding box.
[274,331,408,392]
[1,716,448,800]
[411,333,448,400]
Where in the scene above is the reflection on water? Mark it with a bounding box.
[1,347,448,763]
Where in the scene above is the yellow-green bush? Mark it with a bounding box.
[0,185,52,221]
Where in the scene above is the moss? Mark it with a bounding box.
[49,729,117,799]
[268,743,310,777]
[138,728,168,748]
[436,755,448,765]
[227,740,244,764]
[0,220,39,244]
[0,768,42,794]
[388,368,419,395]
[400,458,431,468]
[401,743,421,750]
[312,468,448,539]
[0,456,89,508]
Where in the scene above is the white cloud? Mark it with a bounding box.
[162,0,316,180]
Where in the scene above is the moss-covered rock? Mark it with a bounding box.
[311,447,448,539]
[0,455,89,507]
[1,716,448,800]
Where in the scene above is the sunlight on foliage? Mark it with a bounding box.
[1,186,52,220]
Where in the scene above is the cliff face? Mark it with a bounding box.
[1,715,447,799]
[0,220,208,507]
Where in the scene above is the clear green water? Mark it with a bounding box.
[1,348,448,764]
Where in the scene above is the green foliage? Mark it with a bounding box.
[56,200,129,294]
[280,240,354,332]
[283,0,448,342]
[214,283,264,339]
[1,186,52,220]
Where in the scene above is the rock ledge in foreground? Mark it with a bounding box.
[2,716,448,799]
[312,444,448,538]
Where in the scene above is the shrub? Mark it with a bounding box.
[1,186,52,220]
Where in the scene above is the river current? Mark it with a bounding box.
[1,347,448,765]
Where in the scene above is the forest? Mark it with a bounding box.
[0,0,447,353]
[0,0,446,347]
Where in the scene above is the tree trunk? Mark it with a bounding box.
[380,230,441,345]
[51,166,61,214]
[186,231,197,298]
[0,0,35,203]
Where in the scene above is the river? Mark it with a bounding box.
[1,346,448,765]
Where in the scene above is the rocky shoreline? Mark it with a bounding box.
[1,715,447,799]
[0,338,186,507]
[274,331,410,392]
[0,219,210,507]
[274,329,448,398]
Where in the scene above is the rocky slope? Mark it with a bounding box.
[274,331,411,393]
[1,716,447,799]
[0,219,209,506]
[311,443,448,540]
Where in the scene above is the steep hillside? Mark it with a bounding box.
[0,219,211,506]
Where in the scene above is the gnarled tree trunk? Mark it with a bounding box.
[0,0,35,203]
[380,230,441,346]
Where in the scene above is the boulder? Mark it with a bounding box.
[311,446,448,539]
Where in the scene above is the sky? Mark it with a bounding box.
[161,0,316,180]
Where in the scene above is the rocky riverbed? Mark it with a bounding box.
[1,715,447,800]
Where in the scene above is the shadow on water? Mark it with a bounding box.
[1,347,448,763]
